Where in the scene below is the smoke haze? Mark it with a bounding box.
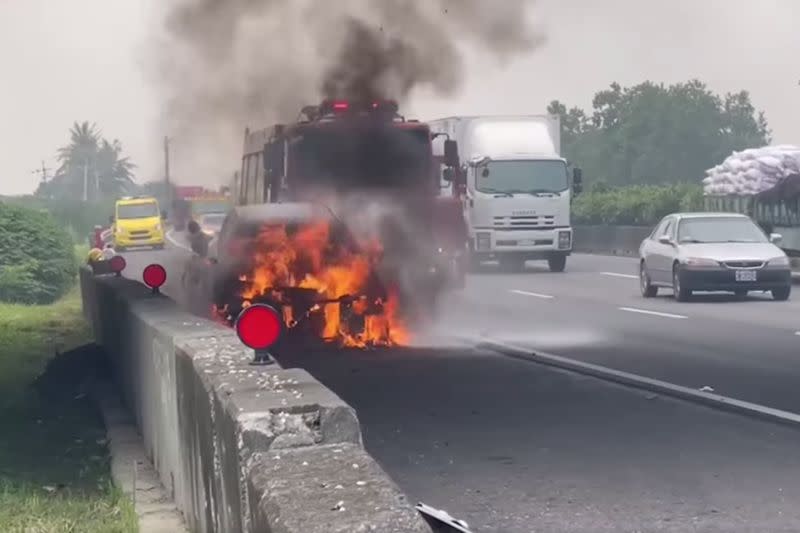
[153,0,543,187]
[2,0,800,194]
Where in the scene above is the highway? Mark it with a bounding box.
[118,241,800,532]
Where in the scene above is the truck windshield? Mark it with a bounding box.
[477,160,569,194]
[293,126,431,192]
[117,202,159,219]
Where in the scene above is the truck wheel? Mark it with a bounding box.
[548,254,567,273]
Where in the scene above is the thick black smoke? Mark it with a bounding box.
[152,0,543,185]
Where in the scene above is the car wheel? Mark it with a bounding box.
[639,261,657,297]
[772,286,791,301]
[672,263,690,302]
[547,254,567,273]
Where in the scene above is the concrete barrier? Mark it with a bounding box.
[573,225,651,257]
[80,267,432,533]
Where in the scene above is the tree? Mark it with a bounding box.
[548,80,771,187]
[36,121,136,201]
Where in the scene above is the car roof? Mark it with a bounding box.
[665,212,750,221]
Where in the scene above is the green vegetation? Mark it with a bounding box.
[573,183,703,226]
[0,286,136,532]
[0,203,78,304]
[36,122,136,203]
[549,80,770,188]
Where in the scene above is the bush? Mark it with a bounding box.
[0,196,111,239]
[0,203,78,304]
[573,183,703,226]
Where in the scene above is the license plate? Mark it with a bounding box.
[735,270,757,282]
[519,239,537,246]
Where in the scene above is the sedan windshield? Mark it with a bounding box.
[201,214,225,228]
[117,202,159,219]
[476,160,569,194]
[677,217,767,243]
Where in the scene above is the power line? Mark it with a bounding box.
[31,160,51,182]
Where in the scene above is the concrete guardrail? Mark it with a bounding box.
[79,267,432,533]
[572,225,651,257]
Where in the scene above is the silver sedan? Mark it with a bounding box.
[639,212,792,301]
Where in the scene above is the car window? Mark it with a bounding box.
[664,219,675,239]
[655,218,673,239]
[677,216,769,243]
[651,218,669,239]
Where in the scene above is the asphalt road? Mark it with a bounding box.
[116,242,800,532]
[439,254,800,412]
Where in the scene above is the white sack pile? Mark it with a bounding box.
[703,145,800,196]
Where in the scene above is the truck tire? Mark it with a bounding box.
[548,254,567,273]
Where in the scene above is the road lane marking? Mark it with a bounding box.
[467,335,800,430]
[166,230,191,251]
[510,289,554,299]
[601,272,638,279]
[618,307,687,319]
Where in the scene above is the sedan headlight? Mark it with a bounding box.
[768,255,790,267]
[683,257,718,267]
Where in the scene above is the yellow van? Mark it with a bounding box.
[113,196,165,251]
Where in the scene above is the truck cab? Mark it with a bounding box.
[112,196,166,251]
[430,115,582,272]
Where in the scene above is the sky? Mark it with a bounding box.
[1,0,798,195]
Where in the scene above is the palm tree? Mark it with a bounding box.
[44,122,137,201]
[96,139,136,196]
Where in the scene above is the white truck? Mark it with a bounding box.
[429,115,582,272]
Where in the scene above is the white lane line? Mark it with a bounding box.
[468,335,800,429]
[166,229,191,251]
[601,272,638,279]
[510,289,554,300]
[618,307,687,319]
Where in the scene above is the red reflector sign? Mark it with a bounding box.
[143,264,167,289]
[109,255,126,273]
[235,304,282,350]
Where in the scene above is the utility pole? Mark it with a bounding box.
[83,160,89,202]
[31,160,50,182]
[164,136,172,206]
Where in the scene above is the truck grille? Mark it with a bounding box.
[722,260,764,269]
[493,215,555,230]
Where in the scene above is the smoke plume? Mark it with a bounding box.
[152,0,544,185]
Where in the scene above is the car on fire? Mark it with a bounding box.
[639,212,792,301]
[186,99,469,347]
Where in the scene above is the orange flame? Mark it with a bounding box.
[235,221,408,347]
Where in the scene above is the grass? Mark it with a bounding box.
[0,284,138,532]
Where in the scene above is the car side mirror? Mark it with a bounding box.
[658,235,672,245]
[442,168,454,183]
[770,232,783,244]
